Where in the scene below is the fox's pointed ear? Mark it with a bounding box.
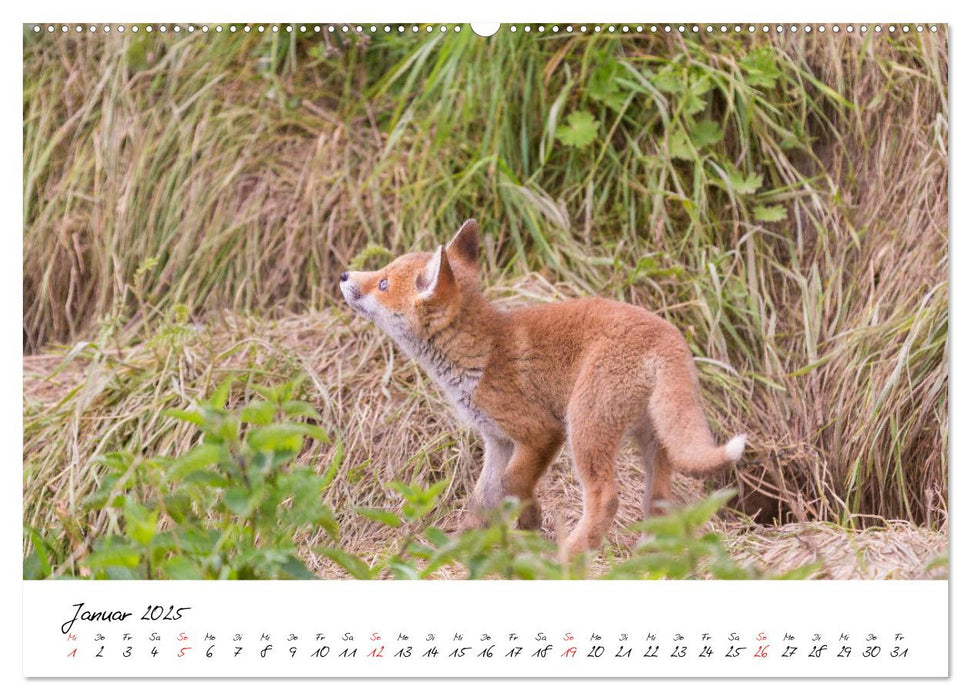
[417,245,456,300]
[446,219,479,268]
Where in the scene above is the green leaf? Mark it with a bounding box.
[247,422,329,454]
[754,204,787,222]
[123,500,158,546]
[683,489,735,529]
[683,91,707,116]
[320,438,343,490]
[282,400,319,419]
[424,526,450,548]
[182,470,229,488]
[92,451,135,474]
[387,481,417,500]
[223,487,254,517]
[162,556,203,579]
[356,507,403,528]
[23,550,49,580]
[668,129,694,161]
[651,69,682,93]
[209,376,234,410]
[168,443,223,480]
[320,548,373,579]
[389,561,420,580]
[317,506,340,542]
[555,111,600,148]
[246,424,305,454]
[24,528,52,579]
[588,62,627,112]
[240,400,275,425]
[683,76,712,115]
[727,170,763,195]
[740,48,782,89]
[278,555,316,580]
[689,119,723,149]
[394,479,448,521]
[83,537,143,571]
[125,35,150,71]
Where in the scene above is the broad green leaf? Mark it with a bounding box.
[683,91,707,115]
[162,408,206,427]
[282,400,319,419]
[356,507,403,528]
[246,424,305,454]
[123,500,158,546]
[651,69,682,93]
[240,400,275,425]
[163,493,193,524]
[223,487,253,517]
[754,204,788,222]
[555,111,600,148]
[24,528,52,579]
[689,119,723,149]
[168,443,223,480]
[389,561,420,580]
[83,537,142,571]
[728,170,763,195]
[424,526,450,548]
[162,556,203,579]
[208,376,234,409]
[740,48,782,88]
[668,129,694,161]
[278,555,316,580]
[320,548,373,579]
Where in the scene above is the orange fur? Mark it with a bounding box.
[340,220,745,555]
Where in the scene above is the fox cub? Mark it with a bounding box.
[340,220,745,554]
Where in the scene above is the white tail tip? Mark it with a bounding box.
[725,434,747,462]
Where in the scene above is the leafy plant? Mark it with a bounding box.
[608,490,818,580]
[24,375,814,581]
[331,486,816,581]
[29,378,339,580]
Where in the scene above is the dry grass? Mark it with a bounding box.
[23,297,946,580]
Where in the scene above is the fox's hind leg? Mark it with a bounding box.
[562,390,632,553]
[563,414,624,555]
[562,348,654,555]
[631,414,673,519]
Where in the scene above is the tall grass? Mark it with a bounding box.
[23,26,947,545]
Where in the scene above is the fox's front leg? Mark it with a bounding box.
[500,439,562,530]
[461,436,514,529]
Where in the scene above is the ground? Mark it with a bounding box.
[23,301,945,581]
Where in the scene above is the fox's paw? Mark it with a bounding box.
[562,528,601,558]
[516,502,543,531]
[449,511,485,537]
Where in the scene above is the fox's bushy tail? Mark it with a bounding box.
[647,354,746,474]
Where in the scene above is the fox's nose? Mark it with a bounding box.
[340,271,349,282]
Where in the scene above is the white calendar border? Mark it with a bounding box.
[23,580,948,678]
[7,0,963,694]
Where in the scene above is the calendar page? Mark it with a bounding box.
[20,10,950,683]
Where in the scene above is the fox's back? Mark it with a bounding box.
[499,296,684,371]
[473,297,689,434]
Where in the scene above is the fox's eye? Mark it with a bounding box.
[378,278,388,292]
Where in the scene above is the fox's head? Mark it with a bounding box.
[339,219,481,349]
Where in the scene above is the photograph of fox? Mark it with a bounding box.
[23,25,947,579]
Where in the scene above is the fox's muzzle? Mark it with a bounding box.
[339,277,362,303]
